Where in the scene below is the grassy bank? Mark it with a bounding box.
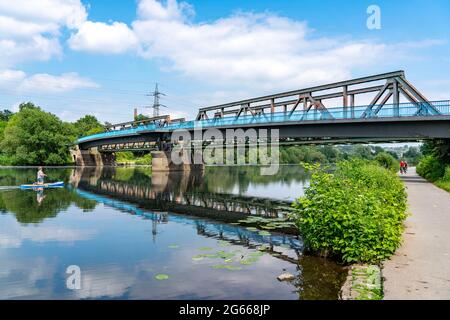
[115,152,152,166]
[292,159,407,264]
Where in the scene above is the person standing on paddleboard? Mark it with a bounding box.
[37,167,46,185]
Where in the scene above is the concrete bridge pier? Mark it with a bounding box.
[151,151,204,172]
[71,146,116,166]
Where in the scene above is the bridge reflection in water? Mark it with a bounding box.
[70,166,303,221]
[70,166,308,259]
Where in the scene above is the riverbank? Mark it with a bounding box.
[383,167,450,299]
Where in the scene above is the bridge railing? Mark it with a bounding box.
[77,100,450,143]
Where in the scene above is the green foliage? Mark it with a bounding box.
[0,120,7,144]
[1,103,75,165]
[292,160,407,264]
[280,145,328,164]
[116,151,151,165]
[403,147,421,165]
[387,150,399,160]
[375,152,398,172]
[72,115,104,138]
[135,114,149,121]
[134,153,152,165]
[0,109,13,122]
[416,155,444,182]
[417,140,450,192]
[352,145,373,160]
[435,166,450,192]
[116,151,135,164]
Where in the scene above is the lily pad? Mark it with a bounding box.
[192,254,205,261]
[258,231,271,236]
[225,265,242,271]
[168,244,179,249]
[155,274,170,280]
[246,227,258,232]
[218,240,231,247]
[240,259,254,265]
[198,246,213,251]
[249,251,264,257]
[216,251,235,259]
[212,264,227,269]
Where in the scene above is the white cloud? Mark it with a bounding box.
[0,0,87,29]
[0,69,99,93]
[20,72,99,93]
[69,21,138,54]
[137,0,194,21]
[132,3,391,90]
[67,0,391,90]
[0,225,97,249]
[0,0,87,67]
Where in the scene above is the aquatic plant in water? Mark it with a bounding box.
[155,274,170,280]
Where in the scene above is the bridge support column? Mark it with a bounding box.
[151,151,204,172]
[71,146,116,166]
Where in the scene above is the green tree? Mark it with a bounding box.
[135,114,149,121]
[0,109,13,121]
[73,115,104,138]
[353,145,373,160]
[387,150,399,160]
[375,152,398,172]
[1,102,75,165]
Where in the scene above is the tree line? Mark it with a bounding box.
[0,102,104,165]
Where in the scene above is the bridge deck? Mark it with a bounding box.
[77,100,450,144]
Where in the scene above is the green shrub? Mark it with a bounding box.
[135,153,152,165]
[0,154,13,166]
[416,155,444,182]
[442,166,450,182]
[435,166,450,192]
[375,152,398,172]
[292,160,407,264]
[116,151,135,164]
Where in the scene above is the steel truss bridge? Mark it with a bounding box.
[76,71,450,151]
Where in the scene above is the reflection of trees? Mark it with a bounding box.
[1,189,71,223]
[202,166,310,194]
[0,168,98,223]
[0,189,98,224]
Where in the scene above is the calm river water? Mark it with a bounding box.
[0,166,346,300]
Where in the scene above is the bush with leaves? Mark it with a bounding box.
[416,155,445,182]
[375,152,398,172]
[292,160,407,264]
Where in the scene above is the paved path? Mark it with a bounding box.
[383,167,450,299]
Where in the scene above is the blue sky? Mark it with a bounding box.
[0,0,449,123]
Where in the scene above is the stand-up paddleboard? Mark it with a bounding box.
[20,181,64,189]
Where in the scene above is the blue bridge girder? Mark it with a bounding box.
[76,71,450,150]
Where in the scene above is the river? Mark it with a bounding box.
[0,166,346,300]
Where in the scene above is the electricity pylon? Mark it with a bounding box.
[147,83,167,117]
